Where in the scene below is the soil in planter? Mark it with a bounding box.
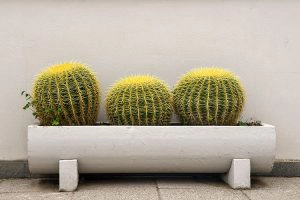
[95,121,262,126]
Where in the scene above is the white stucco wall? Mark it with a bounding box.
[0,0,299,160]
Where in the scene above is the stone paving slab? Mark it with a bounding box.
[156,175,225,189]
[0,192,72,200]
[156,175,247,200]
[243,177,300,200]
[0,177,300,200]
[73,177,159,200]
[158,188,247,200]
[0,178,58,193]
[73,188,159,200]
[78,177,157,191]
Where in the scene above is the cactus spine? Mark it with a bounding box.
[105,75,173,125]
[173,68,245,125]
[32,62,101,125]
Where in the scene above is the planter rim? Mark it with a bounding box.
[28,123,274,128]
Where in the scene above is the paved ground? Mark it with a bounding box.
[0,176,299,200]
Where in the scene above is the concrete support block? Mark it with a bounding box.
[59,160,78,192]
[222,159,251,189]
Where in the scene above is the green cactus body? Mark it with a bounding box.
[173,68,245,125]
[105,75,173,125]
[32,62,101,125]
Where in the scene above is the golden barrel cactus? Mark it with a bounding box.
[173,68,245,125]
[105,75,173,125]
[33,62,101,125]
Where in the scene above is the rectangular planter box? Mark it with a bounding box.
[28,124,276,174]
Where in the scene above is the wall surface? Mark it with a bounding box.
[0,0,299,160]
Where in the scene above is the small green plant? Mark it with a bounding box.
[24,61,101,126]
[105,75,173,125]
[21,91,37,119]
[21,91,62,126]
[237,118,262,126]
[173,67,245,125]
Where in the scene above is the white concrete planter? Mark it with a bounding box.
[28,124,276,191]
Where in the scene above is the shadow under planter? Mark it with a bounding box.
[27,124,276,191]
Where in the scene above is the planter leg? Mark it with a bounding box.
[59,159,79,192]
[221,159,251,189]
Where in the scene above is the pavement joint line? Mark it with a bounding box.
[156,187,199,189]
[155,179,162,200]
[240,190,252,200]
[70,191,76,200]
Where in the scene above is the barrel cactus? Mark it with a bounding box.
[173,68,245,125]
[32,62,101,126]
[105,75,173,125]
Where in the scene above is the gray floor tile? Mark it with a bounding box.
[78,177,157,191]
[0,192,72,200]
[72,177,159,200]
[73,187,159,200]
[243,177,300,200]
[159,188,247,200]
[0,178,58,193]
[157,176,226,189]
